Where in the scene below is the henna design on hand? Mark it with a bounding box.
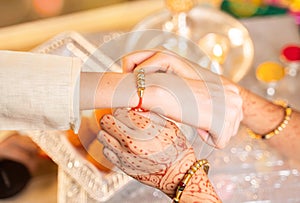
[98,108,220,202]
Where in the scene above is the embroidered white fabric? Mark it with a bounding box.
[29,32,132,202]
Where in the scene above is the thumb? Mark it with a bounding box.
[196,129,217,148]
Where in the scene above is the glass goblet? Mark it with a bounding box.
[131,0,254,83]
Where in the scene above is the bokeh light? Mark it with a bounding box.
[32,0,64,17]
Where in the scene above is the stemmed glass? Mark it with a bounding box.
[162,0,195,38]
[130,0,254,83]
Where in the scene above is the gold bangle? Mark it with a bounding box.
[173,159,209,203]
[247,100,292,139]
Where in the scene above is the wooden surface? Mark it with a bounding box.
[0,0,164,51]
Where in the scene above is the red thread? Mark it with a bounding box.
[131,97,148,112]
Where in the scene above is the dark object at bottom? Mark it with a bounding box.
[0,159,31,199]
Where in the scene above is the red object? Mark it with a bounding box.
[131,97,148,112]
[281,44,300,62]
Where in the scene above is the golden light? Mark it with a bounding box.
[198,33,230,64]
[212,44,223,58]
[228,28,244,46]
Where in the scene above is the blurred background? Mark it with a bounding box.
[0,0,135,27]
[1,0,299,28]
[0,0,299,202]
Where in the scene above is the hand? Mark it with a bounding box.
[122,50,243,148]
[98,108,220,202]
[0,132,40,173]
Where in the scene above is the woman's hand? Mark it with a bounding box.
[122,50,243,148]
[98,108,220,202]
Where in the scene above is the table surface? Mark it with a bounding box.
[1,13,300,203]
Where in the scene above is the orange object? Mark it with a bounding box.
[86,154,112,173]
[86,140,114,173]
[32,0,64,17]
[256,61,285,83]
[38,148,51,159]
[94,108,113,129]
[66,129,83,148]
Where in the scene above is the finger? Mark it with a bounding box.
[221,79,240,95]
[112,107,128,116]
[97,130,123,154]
[210,90,242,148]
[102,147,121,168]
[128,110,169,129]
[100,113,159,153]
[98,130,136,168]
[213,121,233,149]
[112,109,163,140]
[108,108,190,157]
[177,123,197,137]
[113,108,162,130]
[100,114,135,140]
[108,110,184,156]
[100,132,152,176]
[113,108,141,129]
[196,128,210,140]
[230,111,242,137]
[196,128,217,148]
[124,110,182,143]
[104,147,147,177]
[114,108,179,131]
[102,146,132,175]
[122,50,156,72]
[98,130,140,171]
[135,52,199,79]
[232,97,244,136]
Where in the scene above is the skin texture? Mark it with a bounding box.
[81,50,242,148]
[240,88,300,162]
[119,51,300,161]
[92,49,242,202]
[82,70,243,149]
[119,49,300,161]
[121,49,243,148]
[96,49,300,203]
[98,108,220,203]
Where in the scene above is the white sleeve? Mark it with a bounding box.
[0,50,81,132]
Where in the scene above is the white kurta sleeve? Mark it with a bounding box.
[0,50,81,132]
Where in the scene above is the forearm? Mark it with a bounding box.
[80,72,139,110]
[81,72,190,122]
[240,87,300,161]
